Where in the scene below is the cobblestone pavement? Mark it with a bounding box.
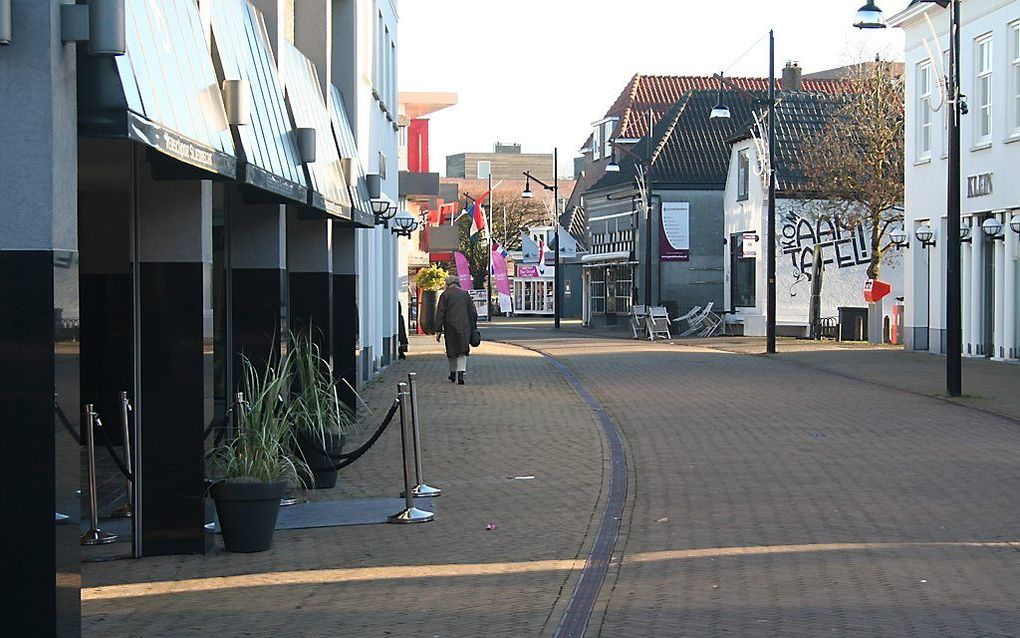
[487,322,1020,637]
[82,337,605,637]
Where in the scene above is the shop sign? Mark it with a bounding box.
[967,172,993,198]
[469,289,489,319]
[517,265,554,279]
[741,233,757,258]
[660,202,690,262]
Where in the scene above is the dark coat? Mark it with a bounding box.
[435,284,477,358]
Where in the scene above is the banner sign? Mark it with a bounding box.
[491,244,513,313]
[660,202,690,262]
[454,252,472,290]
[517,265,554,279]
[741,233,757,258]
[469,289,489,319]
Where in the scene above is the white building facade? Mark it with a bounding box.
[892,0,1020,360]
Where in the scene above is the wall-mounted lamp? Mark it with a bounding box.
[61,0,126,56]
[370,199,396,226]
[960,221,972,243]
[890,226,910,250]
[391,210,419,237]
[914,224,936,248]
[981,216,1004,240]
[1,0,11,46]
[1010,214,1020,235]
[295,127,316,164]
[222,79,251,127]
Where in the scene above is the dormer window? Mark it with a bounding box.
[591,117,618,162]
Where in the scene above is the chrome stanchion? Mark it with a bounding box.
[109,392,133,518]
[81,404,117,545]
[407,372,441,498]
[388,382,433,524]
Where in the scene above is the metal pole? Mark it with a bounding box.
[407,372,441,497]
[946,0,962,396]
[926,245,932,350]
[81,404,117,545]
[130,143,142,557]
[109,392,133,518]
[554,147,561,329]
[234,391,246,437]
[388,382,434,523]
[487,173,493,321]
[766,29,778,354]
[644,109,654,307]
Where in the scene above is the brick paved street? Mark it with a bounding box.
[488,322,1020,637]
[82,323,1020,637]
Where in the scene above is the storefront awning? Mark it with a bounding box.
[77,0,236,178]
[209,0,308,204]
[329,86,375,228]
[279,41,353,219]
[581,251,633,264]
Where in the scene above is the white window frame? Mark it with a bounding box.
[737,148,750,200]
[974,34,994,147]
[477,160,491,180]
[1010,21,1020,138]
[592,125,603,160]
[603,120,615,158]
[917,61,933,160]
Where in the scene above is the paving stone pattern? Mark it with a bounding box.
[489,327,1020,638]
[82,338,605,637]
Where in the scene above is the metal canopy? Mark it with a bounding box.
[279,40,353,219]
[78,0,236,178]
[210,0,308,204]
[329,86,374,228]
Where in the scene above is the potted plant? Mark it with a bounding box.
[207,354,304,552]
[416,265,448,335]
[291,329,359,489]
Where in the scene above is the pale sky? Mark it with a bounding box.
[398,0,907,177]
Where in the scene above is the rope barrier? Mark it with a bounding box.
[55,401,81,444]
[304,399,400,471]
[93,416,134,482]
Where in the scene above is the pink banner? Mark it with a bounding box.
[454,252,472,289]
[492,246,511,295]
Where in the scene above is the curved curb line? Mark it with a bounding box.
[497,340,628,638]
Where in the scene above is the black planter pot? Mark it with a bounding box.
[419,289,439,334]
[297,430,346,489]
[210,479,287,552]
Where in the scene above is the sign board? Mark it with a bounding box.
[427,225,460,253]
[516,264,555,279]
[469,289,489,319]
[967,172,993,198]
[660,202,690,262]
[741,233,757,259]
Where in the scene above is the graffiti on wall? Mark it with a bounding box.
[780,212,871,281]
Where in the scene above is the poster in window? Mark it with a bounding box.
[659,202,690,262]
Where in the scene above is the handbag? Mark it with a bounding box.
[470,328,482,347]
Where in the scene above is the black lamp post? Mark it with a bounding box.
[522,147,560,329]
[855,0,963,396]
[711,31,777,354]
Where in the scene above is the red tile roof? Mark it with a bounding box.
[589,74,848,145]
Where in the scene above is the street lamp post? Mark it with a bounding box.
[522,147,561,329]
[710,31,778,353]
[855,0,963,396]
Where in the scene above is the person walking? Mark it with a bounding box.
[435,275,478,385]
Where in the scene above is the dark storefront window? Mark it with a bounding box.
[730,233,756,309]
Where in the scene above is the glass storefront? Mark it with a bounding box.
[587,264,634,316]
[514,278,555,314]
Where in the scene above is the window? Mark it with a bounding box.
[1011,23,1020,136]
[737,149,749,200]
[917,61,933,159]
[975,35,993,144]
[592,125,603,160]
[730,232,756,309]
[477,160,491,180]
[603,120,614,158]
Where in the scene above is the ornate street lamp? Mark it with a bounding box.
[914,224,936,247]
[890,226,909,250]
[521,149,561,329]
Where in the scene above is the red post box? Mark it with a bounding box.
[864,279,892,303]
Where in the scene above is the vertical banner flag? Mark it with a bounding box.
[537,237,547,276]
[491,241,513,313]
[660,202,690,262]
[454,252,472,290]
[469,190,491,244]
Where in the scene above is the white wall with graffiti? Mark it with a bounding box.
[723,139,903,336]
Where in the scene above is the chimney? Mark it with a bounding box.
[781,61,802,92]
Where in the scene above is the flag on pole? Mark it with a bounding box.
[468,190,491,244]
[491,242,513,314]
[537,237,547,276]
[454,252,473,290]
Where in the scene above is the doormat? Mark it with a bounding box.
[92,497,437,541]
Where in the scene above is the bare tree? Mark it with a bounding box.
[799,60,905,280]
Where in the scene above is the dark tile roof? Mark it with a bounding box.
[730,92,848,194]
[591,89,767,191]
